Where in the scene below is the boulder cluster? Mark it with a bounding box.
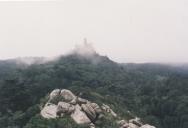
[40,89,156,128]
[41,89,104,127]
[117,117,156,128]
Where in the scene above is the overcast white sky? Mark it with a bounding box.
[0,0,187,63]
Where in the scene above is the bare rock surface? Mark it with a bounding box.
[49,89,61,104]
[77,97,88,104]
[81,103,97,121]
[41,103,58,119]
[41,89,156,128]
[140,124,156,128]
[57,102,75,115]
[60,89,77,103]
[71,104,91,124]
[90,103,102,114]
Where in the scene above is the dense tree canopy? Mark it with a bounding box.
[0,54,187,128]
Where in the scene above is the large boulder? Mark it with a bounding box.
[77,97,88,104]
[140,124,156,128]
[60,89,77,104]
[81,103,97,121]
[90,103,102,114]
[57,102,75,115]
[49,89,61,104]
[41,103,58,119]
[71,104,91,124]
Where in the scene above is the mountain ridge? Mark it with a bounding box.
[0,47,188,128]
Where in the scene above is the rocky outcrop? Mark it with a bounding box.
[140,124,156,128]
[77,97,88,104]
[41,89,103,127]
[57,102,75,115]
[71,104,91,124]
[41,89,156,128]
[41,103,58,119]
[48,89,77,104]
[60,89,77,104]
[90,103,102,114]
[117,118,156,128]
[81,103,97,121]
[49,89,61,104]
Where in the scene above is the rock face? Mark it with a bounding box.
[71,105,91,124]
[41,103,58,119]
[49,89,61,104]
[77,97,88,104]
[60,89,77,103]
[90,103,102,114]
[41,89,156,128]
[140,124,156,128]
[49,89,77,104]
[81,103,97,121]
[117,117,156,128]
[57,102,75,115]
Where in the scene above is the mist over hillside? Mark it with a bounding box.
[1,42,188,74]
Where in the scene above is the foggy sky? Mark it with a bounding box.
[0,0,187,63]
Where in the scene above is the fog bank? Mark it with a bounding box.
[0,0,187,63]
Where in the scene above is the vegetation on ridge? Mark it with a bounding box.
[0,53,187,128]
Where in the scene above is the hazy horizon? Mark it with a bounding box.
[0,0,187,63]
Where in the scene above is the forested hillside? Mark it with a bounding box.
[0,52,187,128]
